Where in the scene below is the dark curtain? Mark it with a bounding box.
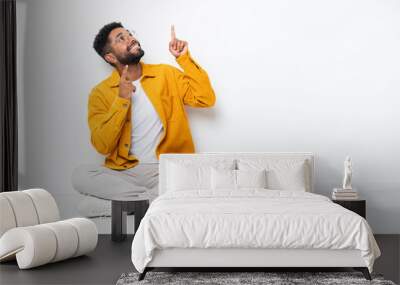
[0,0,18,192]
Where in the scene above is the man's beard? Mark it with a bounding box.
[116,48,145,65]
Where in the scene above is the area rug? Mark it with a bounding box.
[116,271,396,285]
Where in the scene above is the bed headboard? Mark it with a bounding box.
[159,152,315,195]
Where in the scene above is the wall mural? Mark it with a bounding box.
[71,23,216,217]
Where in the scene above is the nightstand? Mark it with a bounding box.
[332,199,366,218]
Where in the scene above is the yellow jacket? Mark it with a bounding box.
[88,50,216,170]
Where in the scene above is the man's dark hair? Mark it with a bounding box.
[93,22,124,58]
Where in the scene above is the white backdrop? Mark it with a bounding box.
[16,0,400,233]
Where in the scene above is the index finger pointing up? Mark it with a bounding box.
[171,25,176,40]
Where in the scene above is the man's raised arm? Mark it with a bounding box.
[169,25,216,108]
[88,65,134,155]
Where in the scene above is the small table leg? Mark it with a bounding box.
[112,200,127,241]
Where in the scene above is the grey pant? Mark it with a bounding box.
[71,163,159,201]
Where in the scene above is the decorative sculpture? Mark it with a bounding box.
[342,156,353,190]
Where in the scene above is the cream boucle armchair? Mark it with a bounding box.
[0,188,98,269]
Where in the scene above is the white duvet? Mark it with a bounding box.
[131,189,380,273]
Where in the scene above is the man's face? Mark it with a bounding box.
[106,27,145,65]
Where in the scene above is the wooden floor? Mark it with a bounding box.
[0,235,398,285]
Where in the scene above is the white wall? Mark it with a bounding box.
[17,0,400,233]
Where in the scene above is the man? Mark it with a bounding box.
[71,22,215,213]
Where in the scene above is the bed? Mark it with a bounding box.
[130,153,380,280]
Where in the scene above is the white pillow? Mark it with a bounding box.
[237,169,267,188]
[238,159,308,191]
[166,159,236,192]
[167,163,211,191]
[211,168,236,190]
[211,168,267,190]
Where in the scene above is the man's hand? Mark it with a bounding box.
[169,25,188,58]
[119,65,136,99]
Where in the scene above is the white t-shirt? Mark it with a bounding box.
[128,78,163,163]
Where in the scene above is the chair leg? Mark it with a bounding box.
[354,267,372,280]
[138,268,148,281]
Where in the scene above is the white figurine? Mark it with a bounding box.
[342,156,353,190]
